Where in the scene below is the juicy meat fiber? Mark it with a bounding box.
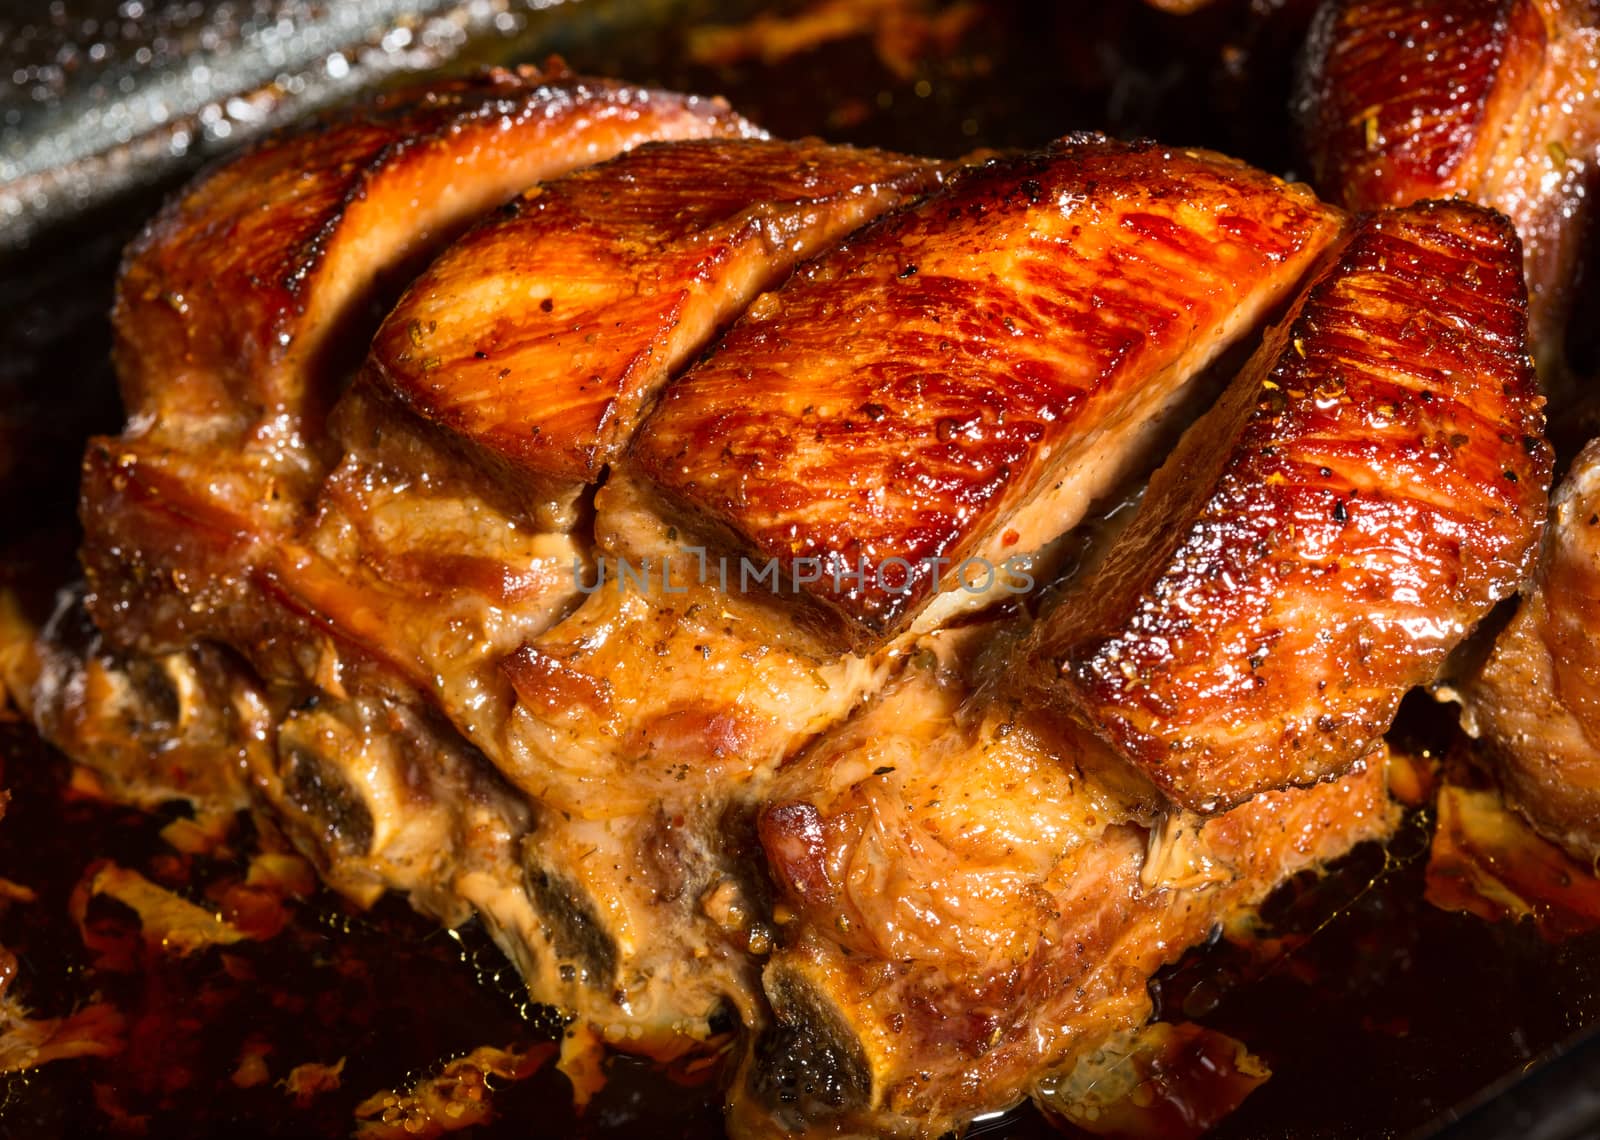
[633,136,1345,649]
[375,138,945,509]
[1031,202,1551,812]
[1464,439,1600,862]
[1298,0,1600,381]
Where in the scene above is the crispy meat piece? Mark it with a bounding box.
[1462,438,1600,862]
[85,69,759,707]
[1030,202,1550,812]
[632,136,1345,650]
[114,62,759,442]
[1298,0,1600,382]
[373,138,945,514]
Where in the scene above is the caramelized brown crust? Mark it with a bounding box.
[83,67,766,742]
[1464,439,1600,862]
[1032,202,1550,812]
[1298,0,1600,377]
[373,139,945,499]
[632,137,1344,649]
[113,63,760,439]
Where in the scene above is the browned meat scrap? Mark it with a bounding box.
[19,66,1554,1139]
[1298,0,1600,387]
[1029,202,1550,812]
[1462,438,1600,863]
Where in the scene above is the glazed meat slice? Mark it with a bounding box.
[270,138,943,761]
[114,61,760,446]
[632,136,1345,650]
[79,69,763,678]
[373,138,946,518]
[1028,202,1550,812]
[1298,0,1600,383]
[1462,439,1600,861]
[743,633,1397,1137]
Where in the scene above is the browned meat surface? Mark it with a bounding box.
[1298,0,1600,384]
[80,132,944,739]
[65,91,956,1063]
[1463,439,1600,862]
[374,138,946,517]
[633,137,1344,649]
[1028,202,1550,812]
[80,68,759,746]
[81,63,764,689]
[114,61,759,446]
[745,638,1397,1136]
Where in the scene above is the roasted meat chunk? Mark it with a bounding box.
[633,137,1345,649]
[1463,438,1600,862]
[77,69,771,690]
[1298,0,1600,384]
[1029,202,1550,811]
[374,138,946,515]
[743,634,1397,1136]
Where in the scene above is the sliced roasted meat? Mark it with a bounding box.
[373,138,946,517]
[1030,202,1550,812]
[1298,0,1600,383]
[114,62,760,444]
[80,68,770,697]
[632,136,1345,650]
[33,63,1494,1140]
[1462,438,1600,862]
